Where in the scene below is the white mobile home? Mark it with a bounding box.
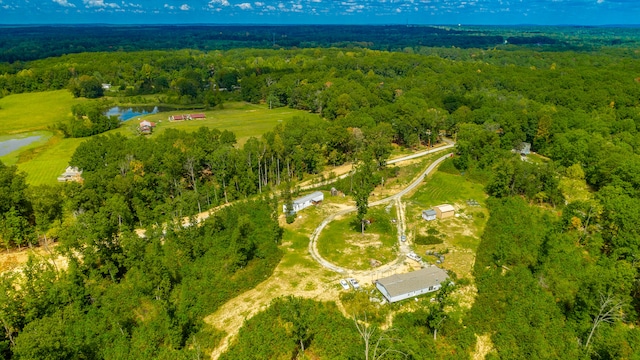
[283,191,324,213]
[375,266,449,303]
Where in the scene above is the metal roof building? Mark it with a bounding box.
[375,266,449,303]
[422,209,437,221]
[283,191,324,213]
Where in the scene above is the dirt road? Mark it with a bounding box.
[307,152,453,278]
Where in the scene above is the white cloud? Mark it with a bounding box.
[180,3,189,10]
[164,3,174,9]
[597,0,604,3]
[254,1,263,6]
[237,2,252,9]
[84,0,119,8]
[53,0,76,7]
[209,0,230,7]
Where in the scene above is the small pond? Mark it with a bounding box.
[0,135,42,156]
[105,106,174,121]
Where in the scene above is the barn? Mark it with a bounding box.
[375,266,449,303]
[283,191,324,213]
[433,204,455,219]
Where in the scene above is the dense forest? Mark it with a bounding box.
[1,25,640,358]
[3,24,632,63]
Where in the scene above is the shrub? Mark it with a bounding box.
[414,235,443,245]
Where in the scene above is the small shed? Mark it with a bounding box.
[515,142,531,156]
[190,113,206,119]
[283,191,324,213]
[375,267,449,303]
[433,204,455,219]
[422,209,437,221]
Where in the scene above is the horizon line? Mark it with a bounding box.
[2,23,640,27]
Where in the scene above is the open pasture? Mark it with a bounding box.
[405,168,488,279]
[6,98,314,184]
[408,162,486,207]
[118,102,317,145]
[0,90,83,135]
[17,137,85,185]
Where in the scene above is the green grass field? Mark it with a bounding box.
[17,137,85,185]
[1,93,317,185]
[115,102,317,145]
[317,206,398,270]
[0,90,84,135]
[408,163,487,208]
[405,167,488,278]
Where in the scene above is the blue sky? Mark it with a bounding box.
[0,0,638,25]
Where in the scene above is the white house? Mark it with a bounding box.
[375,266,449,303]
[57,166,83,182]
[283,191,324,213]
[422,209,437,221]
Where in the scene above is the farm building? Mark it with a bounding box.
[422,209,437,221]
[57,166,83,183]
[169,114,206,121]
[283,191,324,213]
[433,204,455,219]
[139,120,156,134]
[375,266,449,303]
[169,115,186,121]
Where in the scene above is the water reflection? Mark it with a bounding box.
[0,136,41,156]
[105,106,170,121]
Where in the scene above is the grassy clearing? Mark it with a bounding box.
[405,167,488,280]
[408,161,487,207]
[17,137,85,185]
[8,100,314,185]
[114,102,318,145]
[0,90,84,135]
[559,177,593,203]
[317,206,398,270]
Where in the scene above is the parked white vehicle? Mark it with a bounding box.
[407,252,422,262]
[340,279,350,290]
[347,278,360,290]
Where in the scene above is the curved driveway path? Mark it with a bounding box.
[308,152,453,277]
[299,140,455,191]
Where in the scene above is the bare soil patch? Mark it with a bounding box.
[473,333,496,360]
[0,243,67,274]
[206,262,341,359]
[344,233,382,249]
